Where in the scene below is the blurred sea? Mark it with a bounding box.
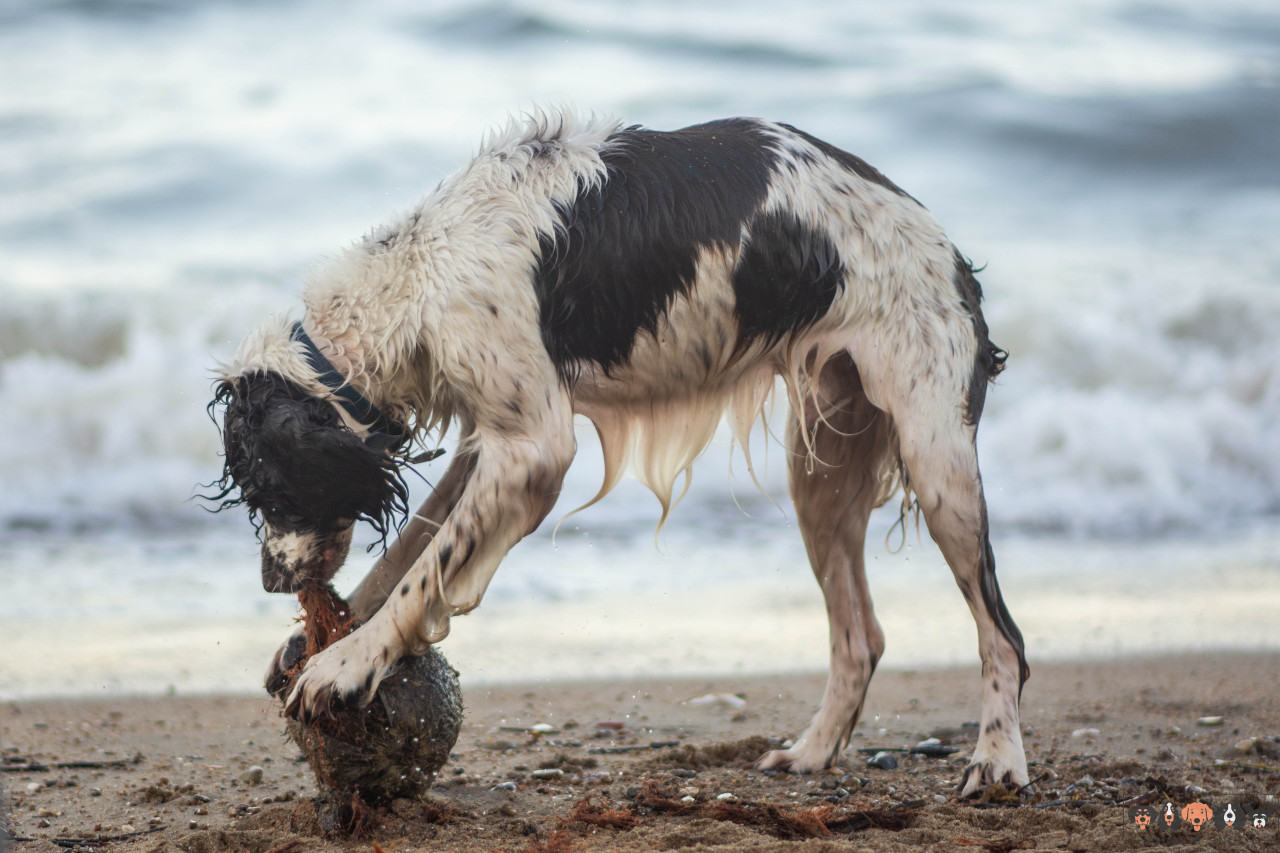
[1,0,1278,698]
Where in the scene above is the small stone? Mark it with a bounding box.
[1071,728,1100,739]
[1233,738,1255,754]
[1076,775,1096,788]
[493,780,518,791]
[38,809,58,818]
[1196,716,1224,727]
[680,795,696,804]
[89,788,102,797]
[26,783,41,794]
[530,768,563,780]
[120,824,136,833]
[36,819,50,829]
[194,807,208,816]
[717,792,737,802]
[866,751,898,770]
[240,766,264,786]
[933,794,948,804]
[529,723,557,734]
[678,786,699,797]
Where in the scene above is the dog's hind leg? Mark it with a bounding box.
[757,353,894,773]
[883,368,1029,797]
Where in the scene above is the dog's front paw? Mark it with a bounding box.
[283,629,397,723]
[264,627,307,699]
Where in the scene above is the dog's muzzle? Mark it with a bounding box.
[259,525,353,593]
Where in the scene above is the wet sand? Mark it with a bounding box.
[4,652,1279,852]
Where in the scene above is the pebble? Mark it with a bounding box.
[1196,716,1224,727]
[671,768,698,778]
[687,693,747,709]
[680,795,696,804]
[933,794,948,804]
[25,783,41,794]
[1075,775,1096,788]
[1070,728,1100,739]
[866,751,898,770]
[240,766,264,786]
[529,723,557,734]
[717,793,737,802]
[89,788,102,797]
[493,781,518,791]
[530,768,563,780]
[678,786,700,797]
[1233,738,1255,754]
[120,824,136,833]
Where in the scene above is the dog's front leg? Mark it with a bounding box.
[345,449,478,621]
[263,450,478,696]
[284,429,574,722]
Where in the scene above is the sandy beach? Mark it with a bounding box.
[4,652,1278,852]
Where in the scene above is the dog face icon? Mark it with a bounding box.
[1129,806,1154,830]
[1253,813,1267,828]
[1181,802,1213,832]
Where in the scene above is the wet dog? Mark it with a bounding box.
[209,110,1027,795]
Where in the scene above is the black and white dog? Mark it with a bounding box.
[209,110,1028,796]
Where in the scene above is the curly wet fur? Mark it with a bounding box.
[206,371,410,545]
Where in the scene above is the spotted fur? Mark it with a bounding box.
[212,109,1028,796]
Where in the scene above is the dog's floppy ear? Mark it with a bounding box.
[204,372,410,543]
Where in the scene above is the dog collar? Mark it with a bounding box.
[290,321,410,451]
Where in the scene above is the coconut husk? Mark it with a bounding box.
[277,582,464,816]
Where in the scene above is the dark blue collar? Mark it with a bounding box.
[291,321,410,451]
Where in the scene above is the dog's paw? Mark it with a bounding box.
[754,741,830,775]
[283,628,397,723]
[263,627,307,699]
[956,753,1030,798]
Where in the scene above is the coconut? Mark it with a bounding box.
[274,583,464,816]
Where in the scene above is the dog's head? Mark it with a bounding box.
[1180,802,1212,832]
[206,370,409,593]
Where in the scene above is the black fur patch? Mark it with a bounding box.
[534,118,778,383]
[205,371,409,543]
[731,210,844,351]
[979,525,1030,695]
[953,251,1008,426]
